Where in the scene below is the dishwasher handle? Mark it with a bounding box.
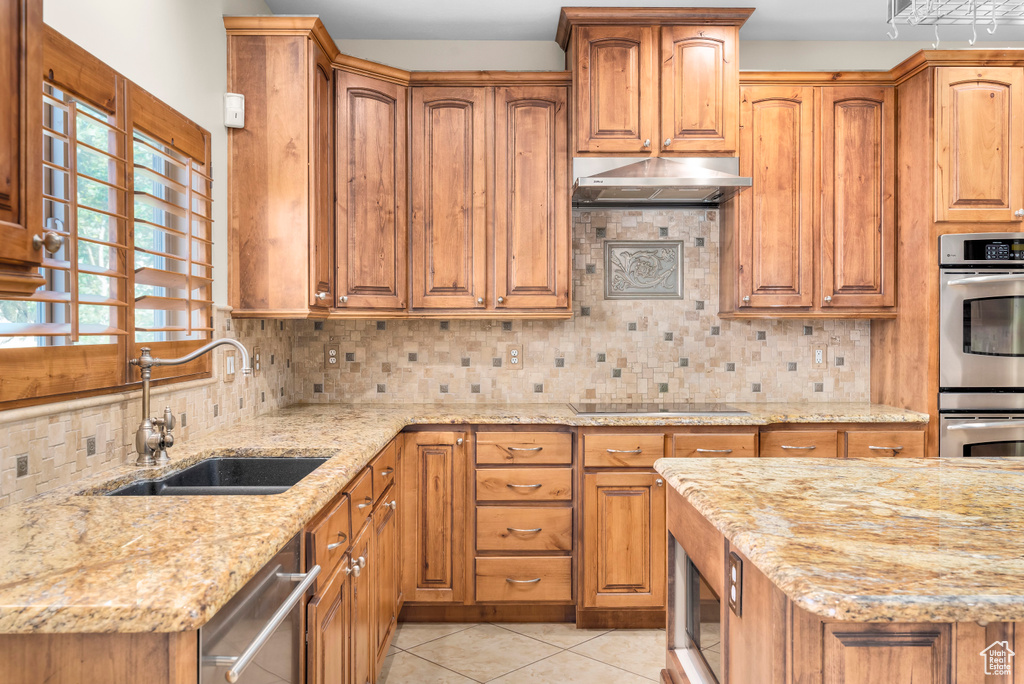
[208,564,321,683]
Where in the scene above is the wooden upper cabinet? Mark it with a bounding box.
[410,87,488,309]
[335,71,408,310]
[225,17,338,317]
[738,85,815,308]
[309,46,334,309]
[574,26,656,154]
[494,86,570,310]
[0,0,44,297]
[820,86,895,309]
[660,25,739,155]
[935,66,1024,223]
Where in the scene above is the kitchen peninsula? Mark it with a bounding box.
[656,457,1024,684]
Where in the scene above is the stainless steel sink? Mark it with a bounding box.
[105,457,329,496]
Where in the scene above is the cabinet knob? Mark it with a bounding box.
[824,295,832,303]
[315,291,327,300]
[32,231,63,253]
[388,500,397,510]
[663,138,672,147]
[338,295,348,304]
[742,295,750,304]
[477,297,484,304]
[1016,209,1024,219]
[655,478,664,487]
[456,437,464,446]
[643,139,651,148]
[497,296,505,304]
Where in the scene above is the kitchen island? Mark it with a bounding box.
[655,457,1024,684]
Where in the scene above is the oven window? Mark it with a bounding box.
[685,558,722,682]
[964,296,1024,356]
[965,440,1024,458]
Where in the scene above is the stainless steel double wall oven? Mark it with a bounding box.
[939,233,1024,458]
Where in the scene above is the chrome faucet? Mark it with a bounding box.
[129,338,252,466]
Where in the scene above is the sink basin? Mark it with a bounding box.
[106,457,329,496]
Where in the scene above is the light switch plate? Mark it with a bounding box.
[507,345,524,370]
[224,350,236,382]
[252,346,262,376]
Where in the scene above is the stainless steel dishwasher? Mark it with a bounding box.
[199,533,320,684]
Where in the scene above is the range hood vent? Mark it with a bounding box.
[572,157,751,206]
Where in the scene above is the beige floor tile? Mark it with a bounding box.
[392,621,479,650]
[487,651,656,684]
[378,652,477,684]
[492,622,611,649]
[409,623,560,682]
[570,629,666,681]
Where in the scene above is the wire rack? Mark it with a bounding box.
[889,0,1024,26]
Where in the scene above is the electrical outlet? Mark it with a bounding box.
[728,551,743,616]
[224,350,236,382]
[324,343,340,369]
[507,345,524,370]
[813,346,828,369]
[252,346,262,376]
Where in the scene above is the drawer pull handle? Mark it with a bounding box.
[357,496,372,510]
[606,448,642,454]
[507,483,543,489]
[695,448,733,454]
[780,445,816,450]
[380,468,394,477]
[506,577,542,584]
[326,531,348,550]
[507,527,542,533]
[508,446,543,452]
[868,445,904,452]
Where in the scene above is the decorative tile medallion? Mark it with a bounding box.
[604,240,683,300]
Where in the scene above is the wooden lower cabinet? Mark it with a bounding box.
[350,520,374,684]
[307,557,352,684]
[373,489,400,671]
[582,470,666,609]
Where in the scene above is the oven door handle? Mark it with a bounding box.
[946,273,1024,286]
[946,420,1024,431]
[206,564,321,683]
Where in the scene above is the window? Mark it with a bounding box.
[0,28,212,407]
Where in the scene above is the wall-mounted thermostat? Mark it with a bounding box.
[224,93,245,129]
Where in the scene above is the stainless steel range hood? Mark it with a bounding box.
[572,157,751,206]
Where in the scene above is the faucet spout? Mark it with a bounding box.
[129,338,251,466]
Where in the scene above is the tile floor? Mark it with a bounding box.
[379,622,666,683]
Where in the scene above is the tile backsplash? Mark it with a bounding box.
[293,209,870,404]
[0,309,294,508]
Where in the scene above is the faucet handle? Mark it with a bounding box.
[163,406,176,431]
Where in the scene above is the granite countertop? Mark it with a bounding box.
[655,457,1024,624]
[0,402,925,634]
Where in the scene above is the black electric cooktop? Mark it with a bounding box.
[569,402,749,417]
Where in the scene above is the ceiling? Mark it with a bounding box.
[263,0,1024,42]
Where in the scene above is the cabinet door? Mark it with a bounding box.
[582,470,666,609]
[336,71,408,310]
[737,86,815,308]
[410,87,488,309]
[660,25,738,155]
[0,0,44,297]
[373,494,399,670]
[935,67,1024,223]
[307,558,350,684]
[350,521,373,684]
[494,86,570,310]
[400,431,468,603]
[574,26,656,154]
[308,43,333,308]
[820,86,895,309]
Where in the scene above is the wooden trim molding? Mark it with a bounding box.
[556,7,755,49]
[223,15,340,61]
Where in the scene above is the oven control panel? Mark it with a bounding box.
[941,233,1024,266]
[967,239,1024,261]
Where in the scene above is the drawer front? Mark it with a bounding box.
[476,556,572,602]
[308,493,351,587]
[476,468,572,502]
[760,430,838,458]
[477,431,572,465]
[673,433,757,458]
[846,430,925,458]
[583,434,665,467]
[345,468,375,530]
[476,506,573,552]
[370,441,398,502]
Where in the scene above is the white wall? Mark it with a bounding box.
[741,40,1024,71]
[43,0,272,307]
